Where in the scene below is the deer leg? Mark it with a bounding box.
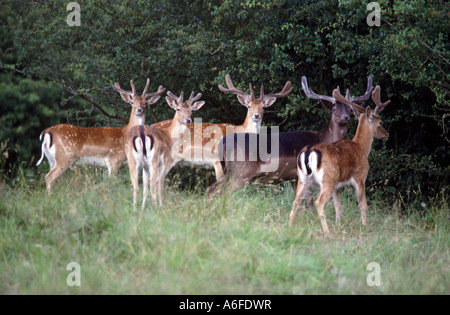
[108,159,122,176]
[206,164,237,199]
[354,181,367,226]
[332,189,342,225]
[227,177,247,196]
[315,185,334,235]
[306,190,314,210]
[206,177,225,200]
[289,181,309,226]
[142,166,150,210]
[45,161,70,194]
[213,160,224,181]
[157,159,172,207]
[290,179,297,193]
[128,162,140,210]
[150,159,160,207]
[158,167,169,207]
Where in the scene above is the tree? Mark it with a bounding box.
[1,0,448,202]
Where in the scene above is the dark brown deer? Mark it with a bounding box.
[206,76,373,198]
[289,85,390,235]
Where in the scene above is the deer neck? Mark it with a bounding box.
[124,111,146,134]
[352,116,374,158]
[319,119,347,143]
[168,115,187,139]
[240,114,261,133]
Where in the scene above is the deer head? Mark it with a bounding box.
[219,74,293,130]
[165,91,205,126]
[301,76,374,127]
[113,78,165,118]
[332,85,390,139]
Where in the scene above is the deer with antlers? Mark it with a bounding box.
[36,79,165,193]
[289,85,390,235]
[125,74,292,207]
[207,76,374,199]
[125,91,205,208]
[157,74,293,181]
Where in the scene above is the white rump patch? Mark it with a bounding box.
[36,133,56,168]
[144,135,153,162]
[307,152,323,185]
[132,137,145,168]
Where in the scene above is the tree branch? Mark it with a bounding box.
[67,87,128,123]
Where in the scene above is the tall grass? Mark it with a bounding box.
[0,168,448,294]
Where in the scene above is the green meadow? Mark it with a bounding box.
[0,168,448,294]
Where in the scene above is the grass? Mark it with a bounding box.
[0,167,448,294]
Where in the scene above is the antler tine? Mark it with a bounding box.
[249,83,255,100]
[167,91,180,101]
[371,86,381,107]
[260,85,264,99]
[112,82,133,95]
[350,77,374,103]
[265,81,293,99]
[167,91,185,102]
[189,91,202,102]
[372,85,391,116]
[130,80,136,95]
[141,78,150,96]
[146,85,166,97]
[218,74,249,97]
[332,88,366,114]
[345,88,350,100]
[301,76,335,104]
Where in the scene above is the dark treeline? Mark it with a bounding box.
[0,0,448,206]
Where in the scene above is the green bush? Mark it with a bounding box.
[1,0,448,204]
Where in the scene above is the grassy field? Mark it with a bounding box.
[0,168,448,294]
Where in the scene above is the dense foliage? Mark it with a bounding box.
[1,0,448,205]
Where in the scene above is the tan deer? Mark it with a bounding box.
[125,91,205,208]
[153,74,293,181]
[289,85,391,235]
[36,79,165,193]
[206,76,374,198]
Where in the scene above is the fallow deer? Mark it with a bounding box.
[206,76,374,198]
[153,74,293,181]
[36,79,165,193]
[125,91,205,208]
[289,85,391,235]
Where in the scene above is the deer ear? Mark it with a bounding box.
[236,94,250,107]
[166,96,178,110]
[320,100,334,110]
[263,96,277,108]
[192,101,205,111]
[119,93,133,104]
[146,95,161,105]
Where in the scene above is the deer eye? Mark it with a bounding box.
[176,108,181,112]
